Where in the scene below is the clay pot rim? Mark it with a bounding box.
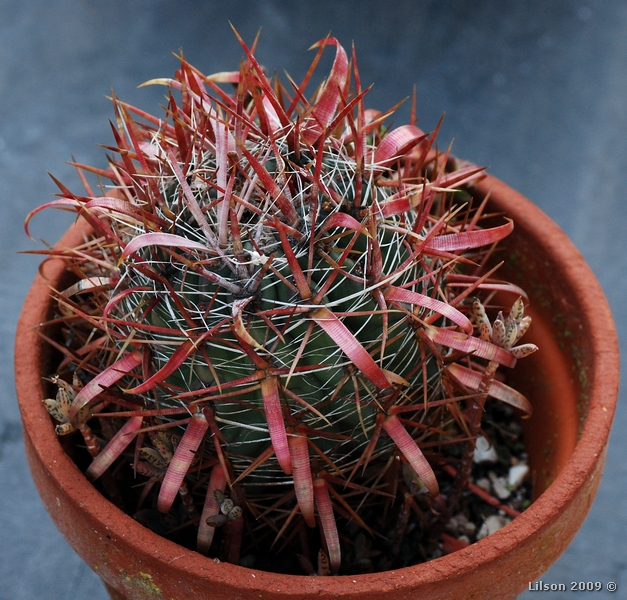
[15,173,619,594]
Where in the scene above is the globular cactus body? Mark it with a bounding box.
[35,33,536,574]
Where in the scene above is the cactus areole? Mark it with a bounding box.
[26,34,549,577]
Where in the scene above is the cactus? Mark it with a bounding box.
[31,32,537,574]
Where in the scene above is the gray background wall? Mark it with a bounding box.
[1,1,625,598]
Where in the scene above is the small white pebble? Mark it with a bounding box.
[473,436,498,463]
[491,476,511,500]
[508,463,529,489]
[477,515,510,540]
[458,535,470,545]
[475,477,491,492]
[464,520,477,536]
[447,514,477,536]
[445,513,469,534]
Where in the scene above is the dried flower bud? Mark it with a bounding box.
[220,498,235,515]
[491,317,506,347]
[205,513,228,527]
[228,505,242,520]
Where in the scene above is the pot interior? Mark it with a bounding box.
[492,215,587,498]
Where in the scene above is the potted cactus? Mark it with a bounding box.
[16,33,618,600]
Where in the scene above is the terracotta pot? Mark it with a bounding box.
[15,174,619,600]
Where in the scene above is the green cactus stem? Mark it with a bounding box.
[33,32,537,575]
